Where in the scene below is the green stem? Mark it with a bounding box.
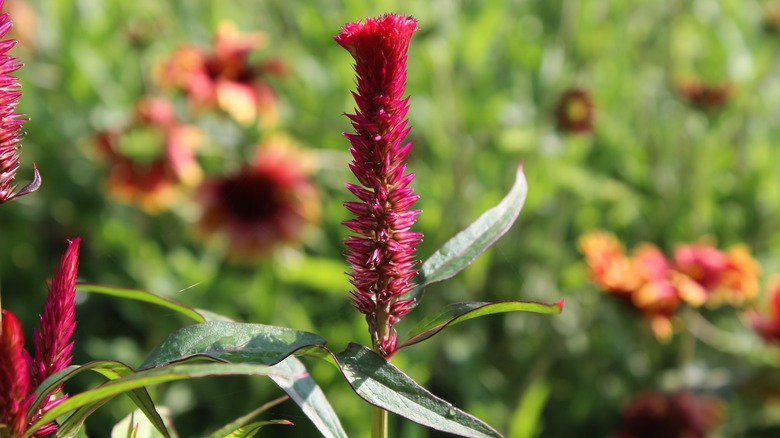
[372,405,388,438]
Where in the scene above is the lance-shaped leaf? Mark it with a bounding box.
[24,363,296,438]
[269,357,347,438]
[81,285,346,437]
[334,344,503,438]
[139,321,327,369]
[399,299,564,350]
[77,283,206,323]
[402,164,528,308]
[27,361,168,438]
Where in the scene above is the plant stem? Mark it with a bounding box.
[372,405,388,438]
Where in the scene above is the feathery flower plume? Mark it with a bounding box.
[0,0,40,206]
[335,14,422,359]
[0,238,81,437]
[0,310,31,436]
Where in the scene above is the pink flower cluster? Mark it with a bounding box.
[0,239,81,436]
[580,231,760,339]
[335,14,423,358]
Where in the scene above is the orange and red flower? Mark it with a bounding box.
[196,136,320,259]
[96,97,202,213]
[157,21,283,127]
[580,231,760,339]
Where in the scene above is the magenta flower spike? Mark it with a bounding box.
[335,14,422,359]
[0,0,39,206]
[0,310,31,436]
[33,237,80,388]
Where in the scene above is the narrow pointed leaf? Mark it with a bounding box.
[24,363,296,438]
[402,164,528,307]
[400,299,564,349]
[334,344,503,438]
[269,357,348,438]
[78,283,206,323]
[111,408,177,438]
[139,321,327,369]
[52,361,170,438]
[204,396,290,438]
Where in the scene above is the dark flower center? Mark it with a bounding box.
[220,171,282,222]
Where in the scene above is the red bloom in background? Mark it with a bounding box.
[580,231,760,340]
[197,136,320,259]
[0,238,81,436]
[676,79,732,108]
[96,97,202,213]
[157,21,284,126]
[554,88,594,134]
[749,281,780,343]
[335,14,422,358]
[0,0,39,206]
[615,391,724,438]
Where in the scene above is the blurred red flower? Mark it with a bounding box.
[196,136,320,259]
[749,281,780,343]
[615,391,724,438]
[676,80,732,108]
[96,97,202,213]
[554,88,594,134]
[157,21,284,127]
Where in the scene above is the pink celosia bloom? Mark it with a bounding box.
[0,238,81,436]
[0,310,30,436]
[0,0,39,206]
[615,391,724,438]
[157,21,283,126]
[197,136,320,259]
[96,96,202,213]
[335,14,422,359]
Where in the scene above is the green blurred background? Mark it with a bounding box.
[2,0,780,436]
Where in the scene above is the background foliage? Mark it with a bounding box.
[2,0,780,436]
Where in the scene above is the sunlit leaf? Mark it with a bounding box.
[400,299,564,349]
[24,363,296,438]
[269,357,348,438]
[402,164,528,307]
[139,321,327,369]
[334,344,503,438]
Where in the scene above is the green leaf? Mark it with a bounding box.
[269,357,348,438]
[24,363,296,438]
[50,361,170,438]
[334,344,503,438]
[400,300,564,349]
[139,321,327,369]
[77,283,206,323]
[402,164,528,307]
[204,397,291,438]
